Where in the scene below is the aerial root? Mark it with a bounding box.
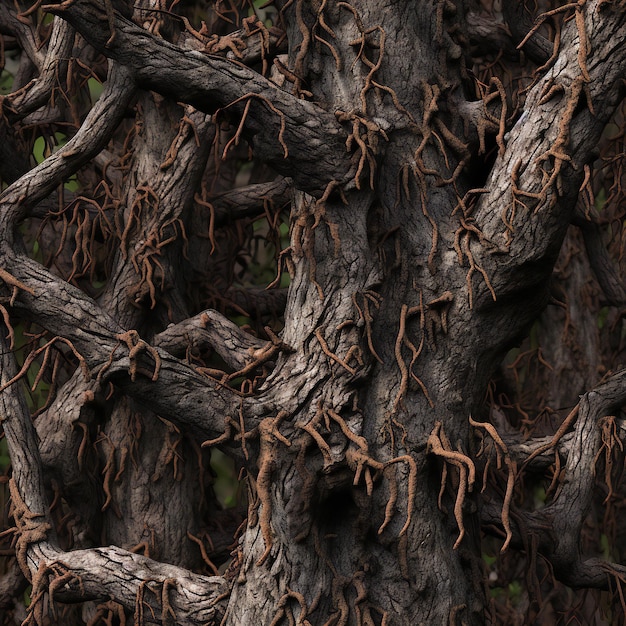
[22,562,83,625]
[298,405,418,537]
[0,336,89,395]
[453,219,496,308]
[0,303,14,349]
[449,603,467,626]
[427,422,475,549]
[187,533,219,575]
[522,404,580,471]
[412,81,469,186]
[469,416,516,552]
[345,445,418,536]
[95,431,124,513]
[119,186,160,259]
[127,217,187,309]
[392,300,433,411]
[255,412,291,565]
[351,290,383,363]
[472,77,509,157]
[291,198,342,299]
[98,330,162,383]
[518,1,590,80]
[227,326,293,382]
[135,579,179,625]
[336,110,388,190]
[270,589,310,626]
[160,111,200,170]
[507,2,591,229]
[595,416,624,505]
[0,267,36,306]
[202,414,256,462]
[312,0,342,72]
[217,93,288,158]
[424,291,454,346]
[87,600,126,626]
[315,326,357,375]
[7,479,52,580]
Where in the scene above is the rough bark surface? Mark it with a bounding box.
[0,1,625,625]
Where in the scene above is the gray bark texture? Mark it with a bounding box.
[0,0,625,624]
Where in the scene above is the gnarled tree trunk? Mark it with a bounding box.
[1,1,625,625]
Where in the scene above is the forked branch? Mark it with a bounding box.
[0,331,230,625]
[43,0,354,195]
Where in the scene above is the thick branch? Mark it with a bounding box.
[574,214,626,305]
[2,17,75,122]
[0,3,46,70]
[474,1,626,301]
[0,63,263,452]
[44,0,354,195]
[483,371,626,590]
[0,61,135,233]
[29,543,230,624]
[1,331,230,624]
[212,178,291,227]
[154,309,266,370]
[502,432,574,470]
[501,2,552,65]
[542,369,626,583]
[225,286,288,318]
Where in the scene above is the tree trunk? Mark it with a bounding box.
[1,1,626,625]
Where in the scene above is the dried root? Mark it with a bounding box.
[97,330,162,383]
[255,412,291,565]
[336,110,388,190]
[0,336,89,395]
[0,266,36,306]
[427,421,475,549]
[470,416,516,552]
[392,300,433,411]
[8,479,52,580]
[453,219,496,308]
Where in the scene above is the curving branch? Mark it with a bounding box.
[0,62,261,453]
[154,309,267,371]
[0,3,46,70]
[573,211,626,306]
[0,331,230,625]
[2,17,75,122]
[482,370,626,590]
[43,0,355,195]
[537,369,626,587]
[473,1,626,303]
[211,177,291,227]
[0,61,136,233]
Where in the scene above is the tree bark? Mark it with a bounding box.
[0,0,625,624]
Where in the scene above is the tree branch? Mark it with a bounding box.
[474,1,626,302]
[482,370,626,590]
[573,212,626,306]
[540,369,626,584]
[154,309,266,370]
[28,543,230,624]
[0,63,264,452]
[212,177,291,227]
[2,17,75,122]
[0,3,46,70]
[501,2,552,65]
[0,331,230,624]
[44,0,355,195]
